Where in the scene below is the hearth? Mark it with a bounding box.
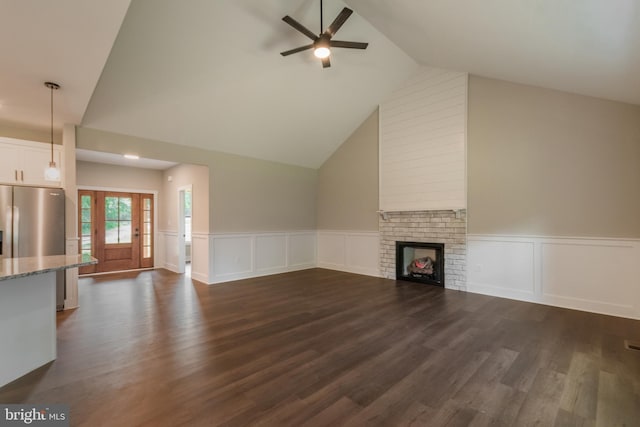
[396,241,445,287]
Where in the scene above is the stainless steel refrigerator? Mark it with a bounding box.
[0,186,66,310]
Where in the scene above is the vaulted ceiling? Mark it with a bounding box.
[2,0,639,168]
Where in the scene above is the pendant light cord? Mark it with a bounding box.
[44,82,59,165]
[320,0,323,32]
[50,84,54,162]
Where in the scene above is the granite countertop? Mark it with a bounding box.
[0,254,98,282]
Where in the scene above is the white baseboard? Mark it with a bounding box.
[467,234,640,320]
[164,262,180,273]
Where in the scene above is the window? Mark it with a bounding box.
[105,196,132,244]
[80,194,93,257]
[142,196,153,258]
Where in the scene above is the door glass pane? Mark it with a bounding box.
[81,223,91,235]
[81,195,91,209]
[119,198,132,220]
[105,221,118,243]
[105,197,119,220]
[105,196,134,244]
[141,196,153,260]
[79,194,93,256]
[118,221,132,243]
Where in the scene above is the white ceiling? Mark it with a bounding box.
[1,0,639,168]
[0,0,131,133]
[346,0,640,106]
[76,148,177,170]
[80,0,418,168]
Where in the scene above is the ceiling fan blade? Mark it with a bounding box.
[282,16,318,41]
[326,7,353,38]
[321,56,331,68]
[330,40,368,50]
[280,44,314,56]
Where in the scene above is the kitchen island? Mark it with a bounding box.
[0,254,97,388]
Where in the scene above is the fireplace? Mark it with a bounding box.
[380,210,466,290]
[396,241,445,287]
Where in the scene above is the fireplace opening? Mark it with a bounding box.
[396,241,445,287]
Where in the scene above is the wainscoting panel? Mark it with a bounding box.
[317,233,347,268]
[466,238,535,299]
[287,232,316,268]
[318,231,380,277]
[190,233,210,284]
[541,241,638,317]
[255,234,287,273]
[209,231,316,284]
[212,235,254,279]
[161,231,180,273]
[467,235,640,319]
[65,238,80,310]
[155,232,165,268]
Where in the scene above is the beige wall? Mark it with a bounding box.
[160,164,209,233]
[0,119,61,144]
[468,76,640,237]
[317,109,379,231]
[76,161,163,192]
[76,127,317,232]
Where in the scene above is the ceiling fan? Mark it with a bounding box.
[280,0,368,68]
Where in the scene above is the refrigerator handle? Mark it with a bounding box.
[12,206,19,257]
[4,206,11,258]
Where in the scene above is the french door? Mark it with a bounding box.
[78,190,154,274]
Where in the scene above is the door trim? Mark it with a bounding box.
[77,186,158,271]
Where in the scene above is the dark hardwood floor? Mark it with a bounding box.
[1,268,639,426]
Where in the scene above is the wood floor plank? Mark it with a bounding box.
[300,396,361,427]
[0,268,639,426]
[595,370,640,427]
[554,408,596,427]
[512,368,567,426]
[559,351,600,421]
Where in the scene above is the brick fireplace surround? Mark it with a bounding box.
[379,210,467,290]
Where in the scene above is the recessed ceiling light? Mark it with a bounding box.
[124,154,139,160]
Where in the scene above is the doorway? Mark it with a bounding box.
[78,190,154,274]
[177,186,192,275]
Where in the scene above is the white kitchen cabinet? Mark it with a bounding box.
[0,137,63,187]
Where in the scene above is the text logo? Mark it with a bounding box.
[0,405,69,426]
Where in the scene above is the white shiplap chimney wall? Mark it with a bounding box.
[379,67,468,212]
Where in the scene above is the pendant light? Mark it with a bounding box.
[44,81,61,182]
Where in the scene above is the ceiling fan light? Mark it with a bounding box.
[314,46,331,58]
